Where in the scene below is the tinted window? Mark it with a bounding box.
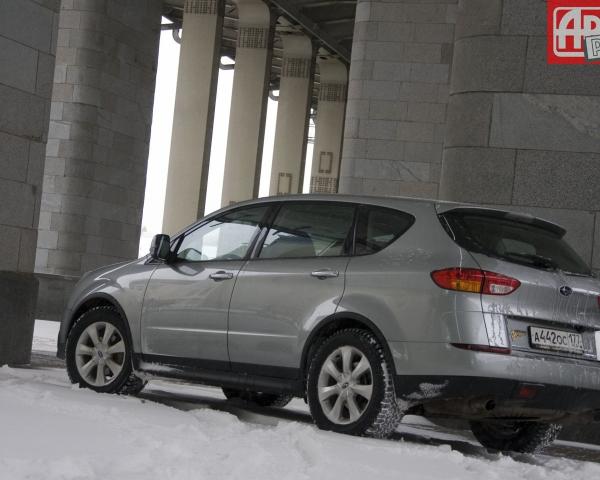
[259,203,355,259]
[176,206,268,262]
[441,210,591,275]
[355,206,415,255]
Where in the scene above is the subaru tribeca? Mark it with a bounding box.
[57,195,600,452]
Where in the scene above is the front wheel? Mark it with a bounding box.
[65,306,146,395]
[307,328,403,438]
[470,420,562,453]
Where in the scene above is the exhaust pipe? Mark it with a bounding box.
[468,397,496,413]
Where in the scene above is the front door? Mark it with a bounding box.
[228,201,356,376]
[141,205,270,367]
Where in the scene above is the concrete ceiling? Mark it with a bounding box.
[162,0,356,104]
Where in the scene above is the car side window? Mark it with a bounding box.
[355,206,415,255]
[259,203,355,259]
[176,206,268,262]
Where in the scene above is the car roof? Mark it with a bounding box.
[192,194,565,237]
[216,193,439,209]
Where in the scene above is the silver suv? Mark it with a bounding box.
[57,195,600,452]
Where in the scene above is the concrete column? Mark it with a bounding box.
[0,0,59,364]
[35,0,162,320]
[339,0,457,197]
[309,58,347,194]
[439,0,600,274]
[268,34,315,196]
[221,0,274,207]
[162,0,224,234]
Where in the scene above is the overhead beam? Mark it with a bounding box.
[267,0,351,63]
[300,0,356,8]
[319,17,355,25]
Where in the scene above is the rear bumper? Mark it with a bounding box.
[396,375,600,414]
[389,341,600,414]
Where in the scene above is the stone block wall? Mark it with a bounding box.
[0,0,60,364]
[439,0,600,272]
[36,0,162,283]
[341,0,600,273]
[340,0,458,198]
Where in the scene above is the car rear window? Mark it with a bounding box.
[440,209,591,275]
[355,206,415,255]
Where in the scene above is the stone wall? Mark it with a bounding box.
[340,0,458,198]
[35,0,162,318]
[439,0,600,273]
[0,0,59,364]
[341,0,600,273]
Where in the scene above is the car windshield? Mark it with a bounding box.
[440,209,592,276]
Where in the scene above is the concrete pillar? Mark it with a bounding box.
[268,34,315,196]
[0,0,59,364]
[162,0,224,234]
[439,0,600,274]
[35,0,162,320]
[221,0,274,207]
[339,0,457,197]
[309,58,347,194]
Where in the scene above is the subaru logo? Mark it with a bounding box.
[559,286,573,296]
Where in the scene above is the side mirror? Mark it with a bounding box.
[149,234,171,261]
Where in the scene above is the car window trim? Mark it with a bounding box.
[247,202,282,260]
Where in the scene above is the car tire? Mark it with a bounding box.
[222,388,293,408]
[307,328,403,438]
[66,306,146,395]
[470,420,562,453]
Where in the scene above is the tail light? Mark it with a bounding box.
[431,268,520,295]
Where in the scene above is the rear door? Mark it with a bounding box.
[227,201,356,376]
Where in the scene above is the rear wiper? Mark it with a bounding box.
[504,252,556,270]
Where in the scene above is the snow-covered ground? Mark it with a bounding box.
[32,320,60,353]
[0,321,594,479]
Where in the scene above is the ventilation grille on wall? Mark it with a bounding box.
[282,58,312,78]
[184,0,217,15]
[319,83,347,102]
[238,27,269,49]
[311,176,338,194]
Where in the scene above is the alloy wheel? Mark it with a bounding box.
[75,321,126,387]
[317,345,373,425]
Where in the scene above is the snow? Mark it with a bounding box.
[1,366,600,480]
[10,321,598,479]
[32,320,60,353]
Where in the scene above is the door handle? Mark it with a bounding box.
[311,269,339,279]
[210,271,234,281]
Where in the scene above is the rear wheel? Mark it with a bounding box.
[470,420,561,453]
[66,306,146,395]
[222,388,293,408]
[307,328,402,438]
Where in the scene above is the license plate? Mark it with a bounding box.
[529,327,584,354]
